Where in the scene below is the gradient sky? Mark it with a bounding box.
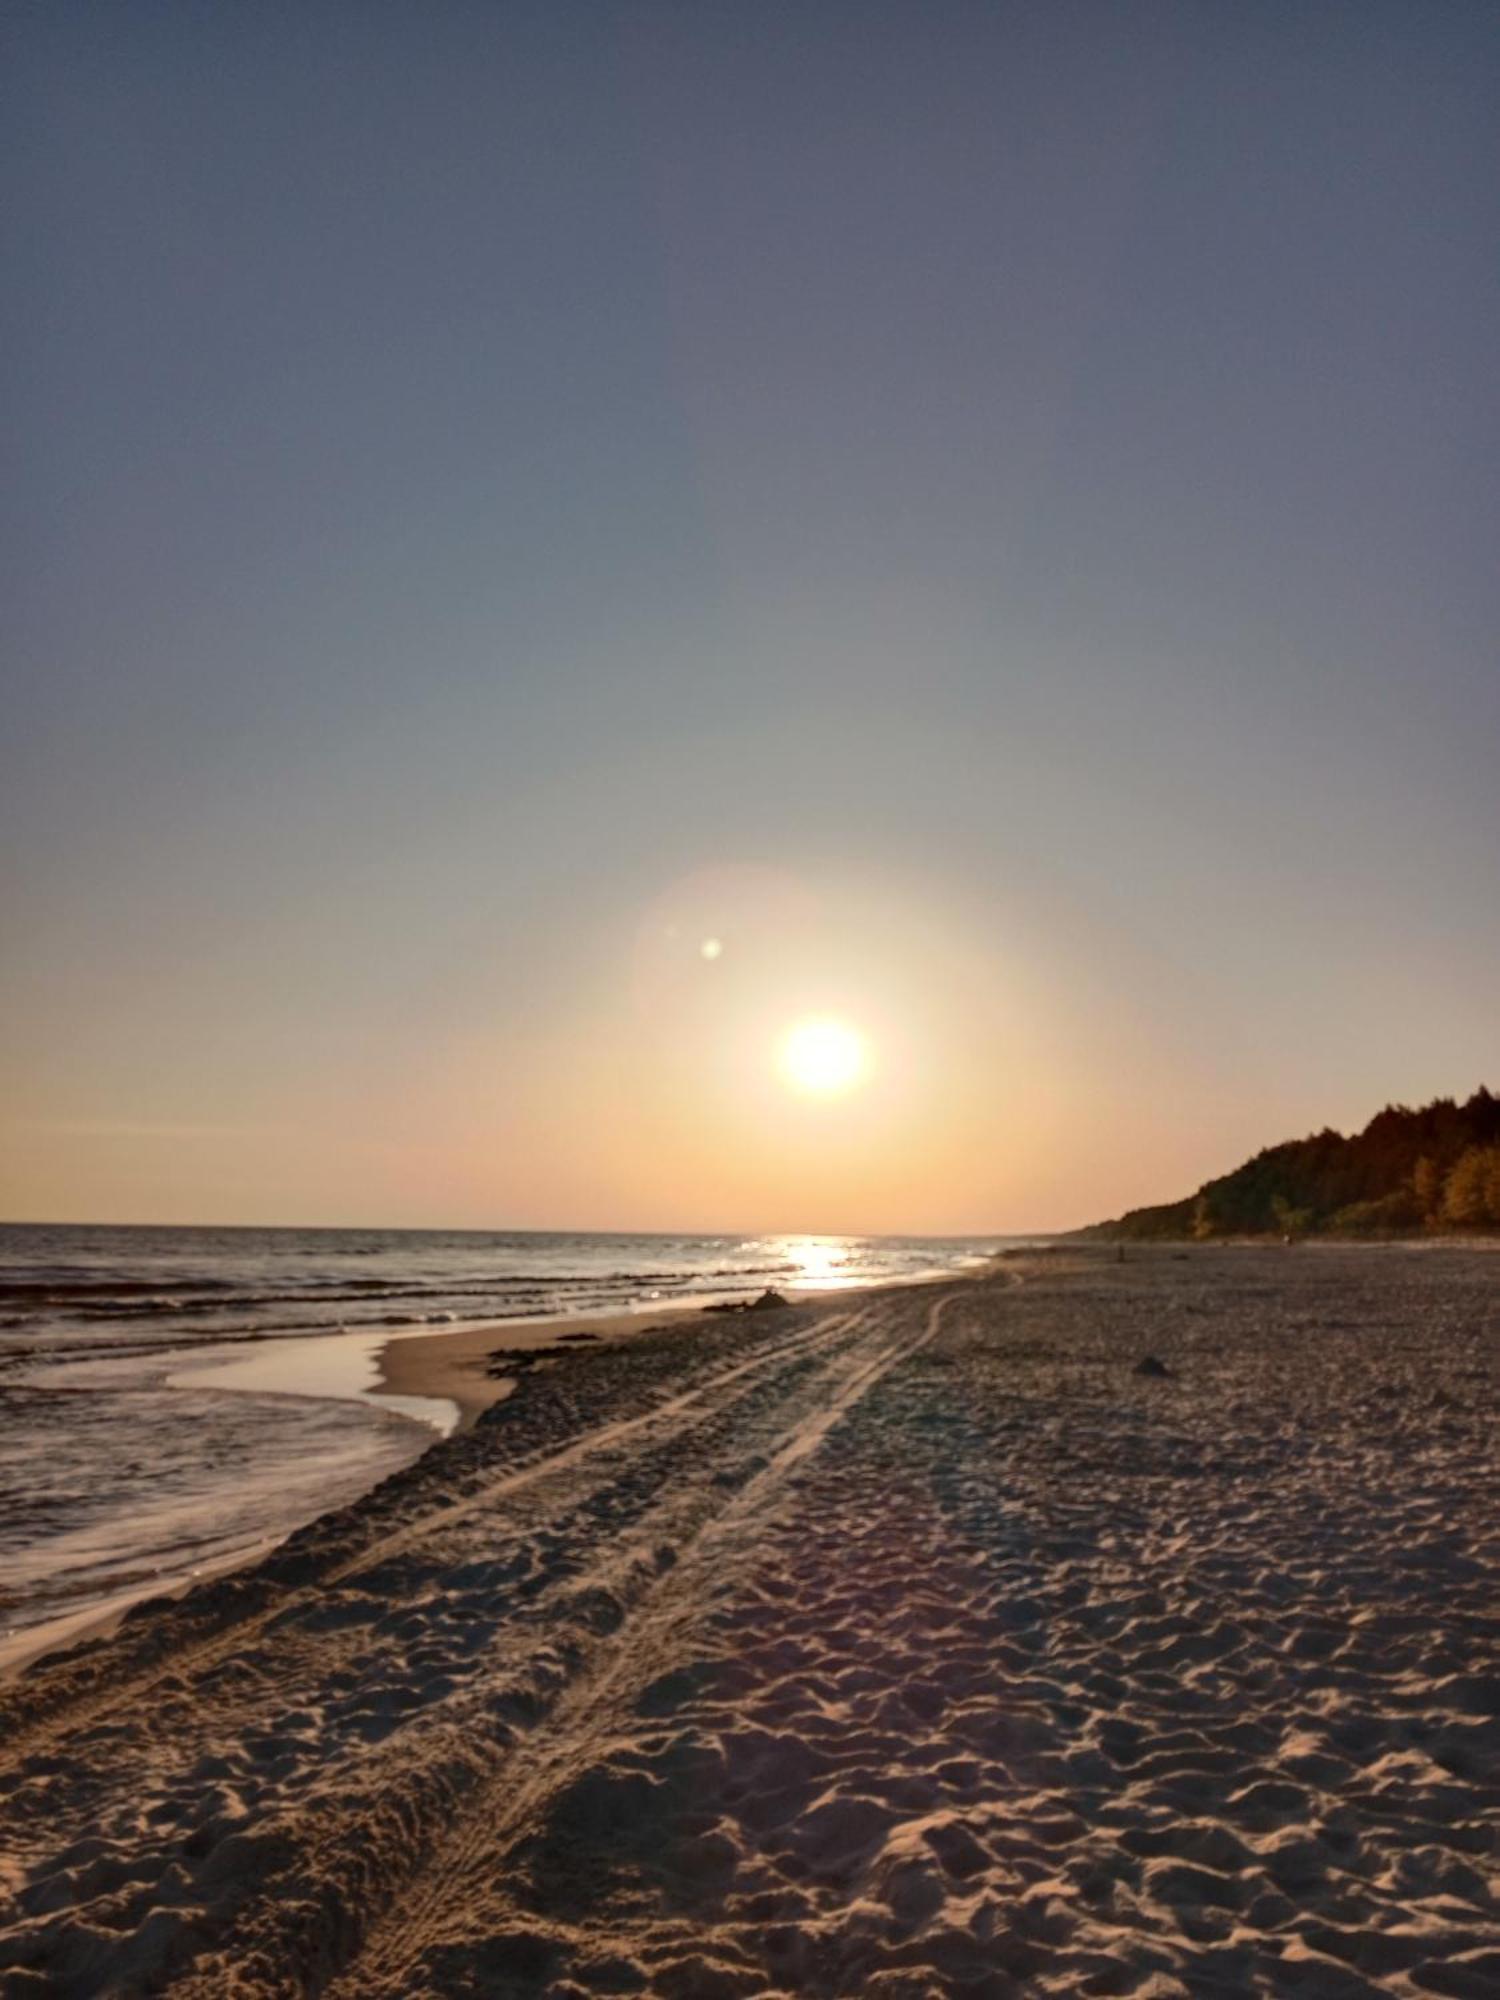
[4,2,1497,1232]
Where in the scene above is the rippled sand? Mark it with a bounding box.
[1,1246,1496,1996]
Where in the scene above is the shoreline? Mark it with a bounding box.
[3,1243,1494,1994]
[1,1282,912,1679]
[375,1297,728,1430]
[0,1534,282,1683]
[372,1279,915,1429]
[0,1235,1472,1683]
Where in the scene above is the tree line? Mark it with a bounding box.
[1085,1088,1500,1239]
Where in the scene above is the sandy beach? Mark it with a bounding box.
[1,1244,1496,1997]
[378,1301,720,1432]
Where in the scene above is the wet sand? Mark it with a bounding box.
[1,1245,1496,1997]
[0,1306,748,1683]
[377,1300,716,1430]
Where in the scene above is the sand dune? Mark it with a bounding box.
[1,1247,1496,1996]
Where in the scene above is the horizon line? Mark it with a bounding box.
[0,1215,1058,1240]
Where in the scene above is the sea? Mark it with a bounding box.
[0,1224,1010,1664]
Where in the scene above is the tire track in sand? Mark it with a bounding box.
[0,1290,973,1996]
[0,1300,865,1765]
[307,1289,964,2000]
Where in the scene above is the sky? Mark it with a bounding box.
[3,1,1497,1233]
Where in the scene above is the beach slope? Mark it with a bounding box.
[1,1247,1496,1997]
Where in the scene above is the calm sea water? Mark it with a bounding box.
[0,1225,1010,1661]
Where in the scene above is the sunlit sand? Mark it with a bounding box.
[2,1244,1495,1995]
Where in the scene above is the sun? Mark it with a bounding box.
[777,1016,869,1098]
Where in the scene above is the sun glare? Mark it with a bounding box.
[777,1017,869,1098]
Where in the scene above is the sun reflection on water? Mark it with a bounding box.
[760,1236,860,1288]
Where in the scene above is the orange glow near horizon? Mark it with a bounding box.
[0,855,1294,1237]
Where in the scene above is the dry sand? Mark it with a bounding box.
[1,1245,1496,1997]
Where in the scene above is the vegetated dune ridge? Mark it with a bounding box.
[1,1250,1496,1998]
